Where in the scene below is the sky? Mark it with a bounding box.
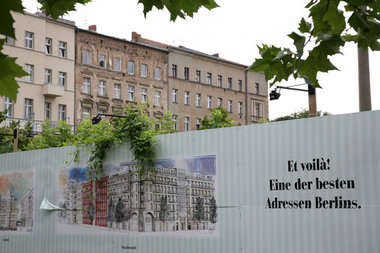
[22,0,379,119]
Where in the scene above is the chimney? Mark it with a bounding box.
[88,25,97,32]
[131,32,141,42]
[212,53,219,57]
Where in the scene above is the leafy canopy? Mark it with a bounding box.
[200,106,235,130]
[250,0,380,88]
[0,0,218,101]
[273,109,331,122]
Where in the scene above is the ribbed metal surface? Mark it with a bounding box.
[0,110,379,252]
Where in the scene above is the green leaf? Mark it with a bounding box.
[0,40,27,101]
[0,0,24,38]
[288,32,306,57]
[38,0,92,19]
[299,18,312,33]
[323,0,346,34]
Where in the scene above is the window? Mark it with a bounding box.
[128,61,135,75]
[128,86,135,101]
[228,77,232,89]
[141,88,147,103]
[45,38,52,54]
[238,102,243,114]
[83,77,90,94]
[155,91,161,105]
[217,97,223,107]
[24,64,33,83]
[184,91,190,105]
[114,57,121,71]
[172,64,177,77]
[44,102,51,119]
[99,54,106,68]
[25,31,33,49]
[114,83,121,99]
[58,72,66,87]
[24,98,33,119]
[172,115,177,130]
[172,89,178,103]
[196,70,201,83]
[155,67,161,80]
[207,96,212,109]
[238,80,243,91]
[255,82,260,94]
[141,64,147,77]
[82,107,91,120]
[196,118,201,130]
[228,100,233,113]
[83,50,91,65]
[58,104,66,121]
[5,36,15,46]
[184,117,190,131]
[207,72,212,85]
[59,41,66,58]
[45,69,52,84]
[4,97,13,117]
[255,103,262,117]
[184,67,189,80]
[99,80,106,96]
[217,75,222,87]
[196,93,201,107]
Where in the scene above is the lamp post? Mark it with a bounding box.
[269,84,317,117]
[91,113,131,125]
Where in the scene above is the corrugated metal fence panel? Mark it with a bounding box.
[0,110,379,252]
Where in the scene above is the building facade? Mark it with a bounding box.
[132,33,269,132]
[75,27,169,126]
[1,12,76,132]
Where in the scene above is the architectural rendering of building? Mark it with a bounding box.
[1,12,76,132]
[60,160,216,233]
[75,27,169,126]
[0,191,18,231]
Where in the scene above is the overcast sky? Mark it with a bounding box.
[23,0,380,119]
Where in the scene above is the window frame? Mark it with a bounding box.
[155,67,161,80]
[172,64,177,78]
[128,61,135,75]
[141,88,147,103]
[207,72,212,85]
[45,38,52,55]
[98,80,106,97]
[113,57,121,72]
[59,41,67,58]
[58,104,66,122]
[184,116,190,131]
[195,70,201,83]
[172,89,178,103]
[207,96,212,109]
[4,97,13,117]
[141,64,148,77]
[24,64,34,83]
[196,93,201,107]
[83,77,91,94]
[184,67,189,80]
[58,71,66,87]
[24,98,33,119]
[82,50,91,65]
[114,83,121,99]
[217,75,222,87]
[184,91,190,105]
[128,86,135,101]
[44,102,51,119]
[155,91,161,105]
[228,99,233,113]
[99,54,106,68]
[45,69,52,84]
[25,31,33,49]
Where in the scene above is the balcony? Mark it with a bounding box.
[42,84,64,97]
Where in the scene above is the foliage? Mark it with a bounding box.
[273,109,331,122]
[209,196,217,224]
[74,104,175,179]
[26,120,76,150]
[159,196,169,222]
[0,110,34,153]
[250,0,380,88]
[194,197,205,221]
[200,106,235,130]
[0,0,218,101]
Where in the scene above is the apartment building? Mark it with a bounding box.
[75,27,169,126]
[1,12,75,131]
[132,32,269,132]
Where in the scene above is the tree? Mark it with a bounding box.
[26,120,75,151]
[200,106,235,130]
[159,196,169,224]
[273,109,331,122]
[250,1,380,90]
[209,197,217,224]
[0,0,218,102]
[193,197,205,222]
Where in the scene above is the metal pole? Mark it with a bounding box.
[358,47,372,111]
[308,85,317,117]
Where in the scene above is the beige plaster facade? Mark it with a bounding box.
[1,12,75,131]
[75,28,169,126]
[167,47,268,132]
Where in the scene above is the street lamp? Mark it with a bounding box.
[269,83,317,117]
[91,113,133,124]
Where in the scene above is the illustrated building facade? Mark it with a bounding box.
[61,162,216,233]
[0,191,18,230]
[0,12,76,132]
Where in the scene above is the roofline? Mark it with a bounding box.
[22,11,76,28]
[77,28,169,53]
[169,46,248,69]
